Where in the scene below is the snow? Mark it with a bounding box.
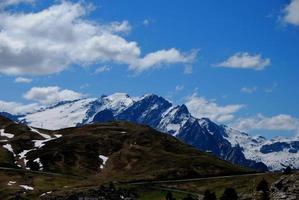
[158,106,189,136]
[224,126,299,171]
[33,158,43,170]
[18,150,32,168]
[30,128,51,139]
[40,191,52,197]
[23,98,97,130]
[7,181,16,186]
[0,129,14,139]
[54,134,62,138]
[99,155,108,169]
[11,128,58,170]
[101,93,134,114]
[3,144,16,157]
[31,128,56,148]
[19,185,34,190]
[22,94,134,130]
[33,137,54,148]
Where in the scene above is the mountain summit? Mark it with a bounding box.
[6,93,299,171]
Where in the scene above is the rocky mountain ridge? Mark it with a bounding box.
[2,93,299,171]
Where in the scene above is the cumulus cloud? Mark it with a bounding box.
[104,20,131,34]
[0,0,34,8]
[241,86,257,94]
[0,100,39,115]
[185,93,244,123]
[23,86,82,105]
[95,66,111,74]
[0,2,196,76]
[231,114,299,135]
[15,77,32,83]
[282,0,299,26]
[130,48,197,72]
[184,65,193,74]
[216,52,270,70]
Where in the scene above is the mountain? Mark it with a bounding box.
[5,93,299,171]
[0,116,251,182]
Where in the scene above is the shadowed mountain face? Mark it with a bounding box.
[5,93,298,171]
[0,116,251,182]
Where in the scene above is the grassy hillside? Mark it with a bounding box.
[0,116,255,199]
[31,121,252,180]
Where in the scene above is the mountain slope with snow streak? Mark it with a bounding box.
[5,93,299,171]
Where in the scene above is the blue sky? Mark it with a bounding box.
[0,0,298,138]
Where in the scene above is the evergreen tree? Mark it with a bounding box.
[256,178,269,192]
[261,191,270,200]
[203,190,216,200]
[220,188,238,200]
[283,166,292,175]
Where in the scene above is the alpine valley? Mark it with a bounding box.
[3,93,298,172]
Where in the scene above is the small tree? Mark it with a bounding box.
[203,190,216,200]
[220,188,238,200]
[109,182,115,191]
[283,166,292,175]
[256,178,269,192]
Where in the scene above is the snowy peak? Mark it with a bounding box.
[158,105,190,136]
[223,126,299,171]
[21,98,97,130]
[102,93,134,113]
[7,93,299,171]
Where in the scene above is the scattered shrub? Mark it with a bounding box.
[220,187,238,200]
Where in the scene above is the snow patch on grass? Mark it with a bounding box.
[19,185,34,190]
[0,129,14,138]
[99,155,108,169]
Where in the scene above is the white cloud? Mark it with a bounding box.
[0,2,196,76]
[231,114,299,135]
[104,20,131,34]
[95,66,111,74]
[216,52,270,70]
[130,48,197,72]
[142,19,153,26]
[23,86,82,105]
[0,0,34,8]
[185,93,244,123]
[15,77,32,83]
[175,85,184,92]
[265,82,278,94]
[241,86,257,94]
[0,100,39,115]
[184,65,193,74]
[283,0,299,26]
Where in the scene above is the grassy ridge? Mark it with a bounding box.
[0,117,255,199]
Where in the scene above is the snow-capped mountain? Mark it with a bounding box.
[223,126,299,170]
[7,93,299,171]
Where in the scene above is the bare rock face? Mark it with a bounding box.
[270,173,299,200]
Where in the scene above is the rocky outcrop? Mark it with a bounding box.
[270,173,299,200]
